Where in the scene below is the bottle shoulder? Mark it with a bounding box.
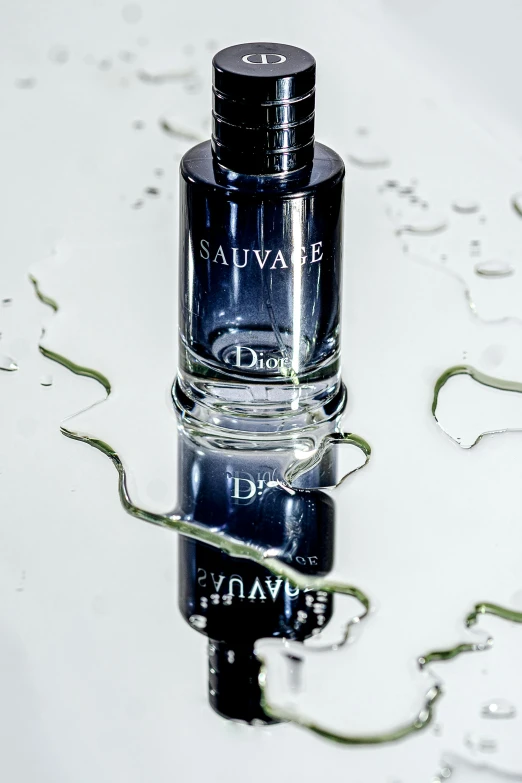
[180,140,344,197]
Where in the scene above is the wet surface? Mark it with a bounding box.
[3,0,522,781]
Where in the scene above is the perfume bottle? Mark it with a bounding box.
[174,42,346,431]
[176,422,335,724]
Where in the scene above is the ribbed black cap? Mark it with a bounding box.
[208,640,281,725]
[212,42,316,175]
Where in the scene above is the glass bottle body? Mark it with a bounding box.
[175,141,345,430]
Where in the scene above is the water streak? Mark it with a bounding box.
[30,273,522,747]
[432,365,522,447]
[159,118,204,142]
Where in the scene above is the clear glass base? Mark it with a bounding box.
[173,363,347,436]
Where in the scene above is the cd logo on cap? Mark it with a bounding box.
[241,53,287,65]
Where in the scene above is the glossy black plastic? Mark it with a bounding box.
[212,42,316,173]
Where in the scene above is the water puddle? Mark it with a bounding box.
[29,235,522,760]
[16,28,522,778]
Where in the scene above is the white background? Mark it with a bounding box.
[2,1,522,781]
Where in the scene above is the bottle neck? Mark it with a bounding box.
[211,134,315,176]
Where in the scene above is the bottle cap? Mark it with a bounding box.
[207,640,281,724]
[212,42,316,174]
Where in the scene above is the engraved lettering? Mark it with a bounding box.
[201,240,324,269]
[231,474,256,501]
[284,579,300,599]
[212,245,228,265]
[311,241,323,263]
[248,577,267,601]
[292,246,307,265]
[197,567,207,587]
[228,576,245,598]
[210,573,226,593]
[264,577,283,601]
[253,249,272,269]
[270,249,288,269]
[234,346,257,369]
[231,248,248,268]
[200,238,210,260]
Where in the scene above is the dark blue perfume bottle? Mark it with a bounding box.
[174,42,346,431]
[176,423,335,724]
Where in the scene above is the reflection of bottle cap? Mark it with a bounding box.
[207,640,281,725]
[212,42,316,174]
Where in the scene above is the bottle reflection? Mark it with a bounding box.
[176,423,335,724]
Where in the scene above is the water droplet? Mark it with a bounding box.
[2,298,13,307]
[470,239,481,257]
[122,3,142,23]
[0,354,18,372]
[132,199,144,209]
[118,50,136,63]
[159,118,203,142]
[384,179,399,189]
[480,344,506,369]
[348,147,390,168]
[481,699,517,719]
[144,186,160,197]
[48,45,69,64]
[40,374,53,387]
[154,168,164,177]
[479,737,498,753]
[15,77,36,89]
[137,68,195,85]
[189,614,207,630]
[474,260,514,278]
[132,120,145,130]
[184,77,202,94]
[399,185,414,196]
[356,126,369,136]
[511,192,522,218]
[98,59,112,71]
[397,215,448,235]
[452,199,480,214]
